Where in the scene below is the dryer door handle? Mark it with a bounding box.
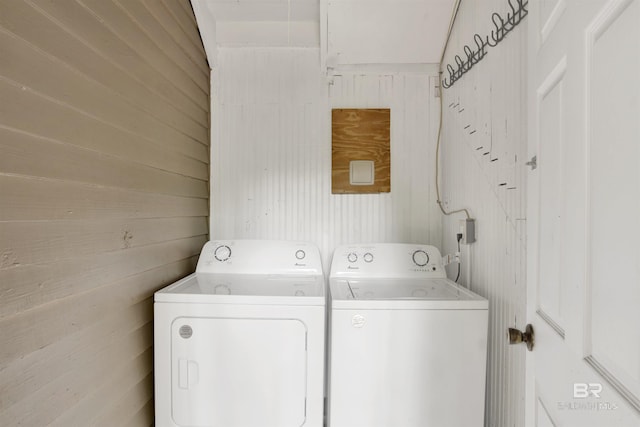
[178,359,199,389]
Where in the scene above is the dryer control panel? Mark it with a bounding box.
[330,243,446,279]
[196,240,323,276]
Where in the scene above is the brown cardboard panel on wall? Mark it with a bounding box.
[331,108,391,194]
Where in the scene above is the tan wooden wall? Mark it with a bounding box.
[0,0,209,425]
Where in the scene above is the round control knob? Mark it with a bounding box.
[295,249,306,260]
[363,253,374,263]
[412,249,429,267]
[347,252,358,263]
[214,245,231,262]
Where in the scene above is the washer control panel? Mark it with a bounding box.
[330,243,445,278]
[196,240,323,275]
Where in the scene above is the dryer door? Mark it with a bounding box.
[171,317,307,427]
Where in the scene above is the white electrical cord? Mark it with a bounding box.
[435,0,472,219]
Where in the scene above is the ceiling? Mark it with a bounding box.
[201,0,319,22]
[191,0,456,67]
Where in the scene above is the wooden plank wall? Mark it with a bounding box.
[0,1,209,425]
[439,1,527,426]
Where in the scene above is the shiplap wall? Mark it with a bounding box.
[0,1,209,425]
[210,47,442,269]
[439,1,528,426]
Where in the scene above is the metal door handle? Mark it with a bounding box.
[507,324,534,351]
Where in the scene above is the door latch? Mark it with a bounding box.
[525,156,537,170]
[508,324,534,351]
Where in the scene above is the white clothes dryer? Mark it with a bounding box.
[327,243,488,427]
[154,240,325,427]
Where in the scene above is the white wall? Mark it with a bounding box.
[210,48,442,269]
[439,0,528,426]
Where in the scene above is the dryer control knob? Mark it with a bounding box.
[347,252,358,263]
[412,250,429,267]
[214,245,232,262]
[363,253,374,263]
[295,249,306,260]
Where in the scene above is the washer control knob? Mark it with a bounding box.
[363,253,374,263]
[295,249,306,260]
[347,252,358,263]
[214,245,231,262]
[412,250,429,267]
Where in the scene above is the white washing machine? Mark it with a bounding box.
[327,243,489,427]
[154,240,326,427]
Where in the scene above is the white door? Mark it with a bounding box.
[171,317,307,427]
[527,0,640,426]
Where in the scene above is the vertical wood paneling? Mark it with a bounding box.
[0,1,209,426]
[211,48,441,269]
[440,1,527,426]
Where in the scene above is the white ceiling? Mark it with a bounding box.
[203,0,319,22]
[191,0,456,67]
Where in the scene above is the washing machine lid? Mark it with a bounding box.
[330,277,488,310]
[155,273,325,305]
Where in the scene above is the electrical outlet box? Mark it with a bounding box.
[459,218,476,244]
